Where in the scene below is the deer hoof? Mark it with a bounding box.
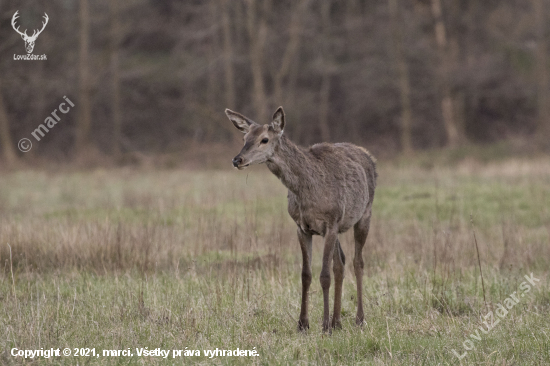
[355,315,365,327]
[298,319,309,332]
[331,318,342,330]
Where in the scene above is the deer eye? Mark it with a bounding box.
[261,138,269,144]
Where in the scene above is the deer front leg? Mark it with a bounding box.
[320,227,338,332]
[297,228,312,331]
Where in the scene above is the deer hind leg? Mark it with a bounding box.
[297,228,312,331]
[331,238,345,329]
[353,209,371,326]
[320,227,338,332]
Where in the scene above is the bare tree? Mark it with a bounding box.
[318,0,332,142]
[0,78,17,165]
[221,0,239,144]
[76,0,92,155]
[430,0,461,147]
[389,0,413,153]
[246,0,269,120]
[110,0,123,157]
[221,0,236,111]
[272,0,311,108]
[204,1,222,141]
[533,0,550,142]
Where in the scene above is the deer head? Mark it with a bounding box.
[226,107,286,170]
[12,11,49,54]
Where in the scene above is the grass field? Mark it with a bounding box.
[1,158,550,365]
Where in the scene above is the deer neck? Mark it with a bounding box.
[266,135,314,195]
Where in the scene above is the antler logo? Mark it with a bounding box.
[11,11,49,54]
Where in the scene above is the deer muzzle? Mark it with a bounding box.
[232,155,250,170]
[232,156,243,168]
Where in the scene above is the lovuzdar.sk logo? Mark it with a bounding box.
[12,10,48,61]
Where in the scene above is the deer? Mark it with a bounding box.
[225,106,377,332]
[11,11,49,54]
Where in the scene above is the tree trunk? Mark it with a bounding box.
[345,0,361,143]
[76,0,92,155]
[110,0,122,158]
[203,1,220,141]
[430,0,461,147]
[221,0,236,110]
[32,61,45,159]
[389,0,413,153]
[533,0,550,142]
[273,0,311,107]
[318,0,332,142]
[0,78,17,165]
[246,0,268,120]
[220,0,238,143]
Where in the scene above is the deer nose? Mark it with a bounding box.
[232,156,242,167]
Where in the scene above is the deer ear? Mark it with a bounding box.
[271,107,285,134]
[225,109,255,134]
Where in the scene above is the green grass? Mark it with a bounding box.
[1,159,550,365]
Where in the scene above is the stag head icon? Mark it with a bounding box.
[11,11,49,54]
